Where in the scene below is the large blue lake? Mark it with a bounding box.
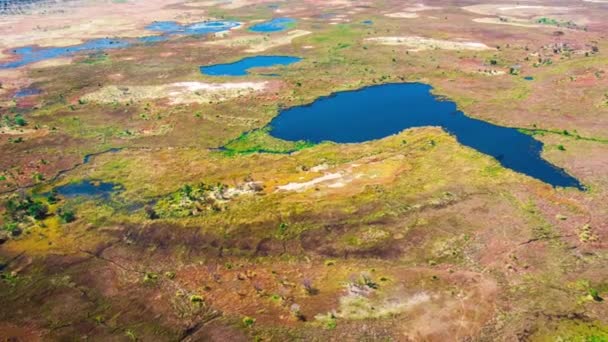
[200,55,302,76]
[268,83,582,189]
[249,18,295,32]
[0,20,240,69]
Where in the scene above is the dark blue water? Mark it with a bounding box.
[268,83,582,189]
[14,87,41,98]
[83,148,122,164]
[200,55,302,76]
[524,76,534,81]
[362,20,374,25]
[0,20,240,69]
[249,18,295,32]
[54,180,123,199]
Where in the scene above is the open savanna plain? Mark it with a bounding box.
[1,0,608,340]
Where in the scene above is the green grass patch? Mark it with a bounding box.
[532,320,608,342]
[221,128,315,156]
[518,128,608,144]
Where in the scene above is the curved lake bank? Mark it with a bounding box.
[200,55,302,76]
[268,83,582,189]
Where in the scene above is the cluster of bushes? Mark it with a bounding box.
[2,195,48,236]
[152,183,228,218]
[1,192,76,238]
[1,114,27,128]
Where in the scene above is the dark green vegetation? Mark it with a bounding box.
[222,129,315,155]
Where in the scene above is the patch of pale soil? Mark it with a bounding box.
[310,163,330,172]
[405,4,441,12]
[0,127,46,136]
[385,3,440,17]
[276,154,410,193]
[204,30,311,53]
[385,12,419,19]
[82,81,268,105]
[29,57,73,69]
[185,0,275,9]
[334,291,433,320]
[0,0,223,50]
[473,17,544,28]
[277,172,343,192]
[477,69,506,76]
[365,36,493,51]
[463,4,573,17]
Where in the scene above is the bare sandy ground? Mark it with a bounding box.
[184,0,275,9]
[82,81,268,105]
[385,12,419,19]
[204,30,312,53]
[463,4,573,17]
[0,0,211,49]
[277,172,345,192]
[365,36,493,52]
[385,3,440,19]
[472,17,545,28]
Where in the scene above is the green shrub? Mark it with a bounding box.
[242,316,256,327]
[58,208,76,223]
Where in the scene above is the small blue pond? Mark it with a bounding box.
[201,55,302,76]
[145,20,240,35]
[0,38,130,69]
[249,18,295,32]
[524,76,534,81]
[0,20,240,69]
[268,83,582,189]
[14,88,41,98]
[54,180,123,199]
[362,20,374,25]
[83,148,122,164]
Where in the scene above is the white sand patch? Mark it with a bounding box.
[365,36,493,51]
[385,3,440,18]
[204,30,311,53]
[310,163,329,172]
[82,81,267,105]
[277,173,343,192]
[478,69,506,76]
[385,12,419,19]
[328,181,346,188]
[404,4,441,12]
